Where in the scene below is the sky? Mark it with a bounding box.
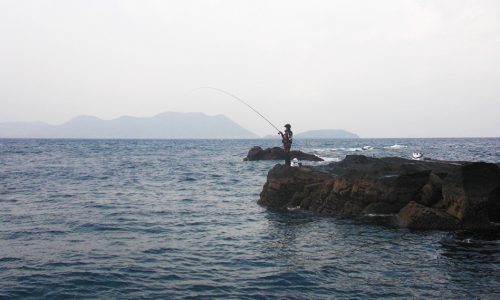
[0,0,499,138]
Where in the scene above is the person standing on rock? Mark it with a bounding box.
[279,124,293,166]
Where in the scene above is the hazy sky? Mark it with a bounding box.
[1,0,499,137]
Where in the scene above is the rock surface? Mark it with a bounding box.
[244,146,323,162]
[259,155,500,231]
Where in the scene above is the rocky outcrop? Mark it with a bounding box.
[259,155,500,231]
[244,146,323,162]
[397,201,460,230]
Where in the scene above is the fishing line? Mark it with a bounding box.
[192,86,281,133]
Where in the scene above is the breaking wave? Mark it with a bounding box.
[385,144,408,149]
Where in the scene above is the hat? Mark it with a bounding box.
[284,124,291,128]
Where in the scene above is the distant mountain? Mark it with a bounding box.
[294,129,359,139]
[0,112,259,139]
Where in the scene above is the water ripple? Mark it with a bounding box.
[0,138,499,299]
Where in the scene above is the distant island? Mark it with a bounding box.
[264,129,359,139]
[0,112,259,139]
[294,129,359,139]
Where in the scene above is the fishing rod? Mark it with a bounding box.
[192,86,281,133]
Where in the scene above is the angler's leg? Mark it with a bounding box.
[284,145,291,166]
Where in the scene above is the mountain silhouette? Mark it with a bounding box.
[294,129,359,139]
[0,112,259,139]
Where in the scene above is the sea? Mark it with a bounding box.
[1,138,499,299]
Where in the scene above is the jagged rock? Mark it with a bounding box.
[397,201,460,230]
[416,173,443,207]
[398,201,459,230]
[259,164,330,209]
[258,155,500,231]
[244,146,323,161]
[442,162,500,227]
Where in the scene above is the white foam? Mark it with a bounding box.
[313,148,338,152]
[313,147,363,153]
[385,144,408,149]
[319,156,342,162]
[365,213,395,217]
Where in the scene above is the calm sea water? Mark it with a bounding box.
[1,138,499,299]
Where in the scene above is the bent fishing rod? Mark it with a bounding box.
[192,86,282,133]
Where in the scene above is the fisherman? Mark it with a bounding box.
[279,124,293,166]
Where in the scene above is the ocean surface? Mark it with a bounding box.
[1,138,499,299]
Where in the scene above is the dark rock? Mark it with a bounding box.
[244,146,323,162]
[417,173,443,207]
[442,162,500,227]
[258,155,500,231]
[397,201,460,230]
[259,164,331,209]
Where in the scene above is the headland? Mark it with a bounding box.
[259,155,500,231]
